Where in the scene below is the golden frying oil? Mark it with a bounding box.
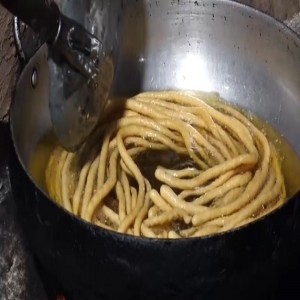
[29,102,300,200]
[251,117,300,197]
[29,132,59,192]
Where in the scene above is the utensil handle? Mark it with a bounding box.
[1,0,101,80]
[0,0,60,43]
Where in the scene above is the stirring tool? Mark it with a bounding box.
[0,0,114,151]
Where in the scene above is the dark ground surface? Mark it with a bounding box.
[0,123,48,300]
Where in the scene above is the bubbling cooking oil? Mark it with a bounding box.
[29,99,300,205]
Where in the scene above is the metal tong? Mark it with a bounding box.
[1,0,102,91]
[0,0,113,151]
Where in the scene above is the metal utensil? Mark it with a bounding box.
[0,0,116,151]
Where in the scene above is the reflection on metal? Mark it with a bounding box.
[176,54,213,91]
[31,68,38,88]
[13,17,26,62]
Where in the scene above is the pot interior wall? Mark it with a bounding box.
[12,0,300,169]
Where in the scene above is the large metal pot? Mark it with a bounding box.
[9,0,300,299]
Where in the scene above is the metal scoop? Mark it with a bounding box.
[1,0,115,151]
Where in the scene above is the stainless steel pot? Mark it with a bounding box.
[9,1,300,299]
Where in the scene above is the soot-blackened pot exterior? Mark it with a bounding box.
[9,148,300,300]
